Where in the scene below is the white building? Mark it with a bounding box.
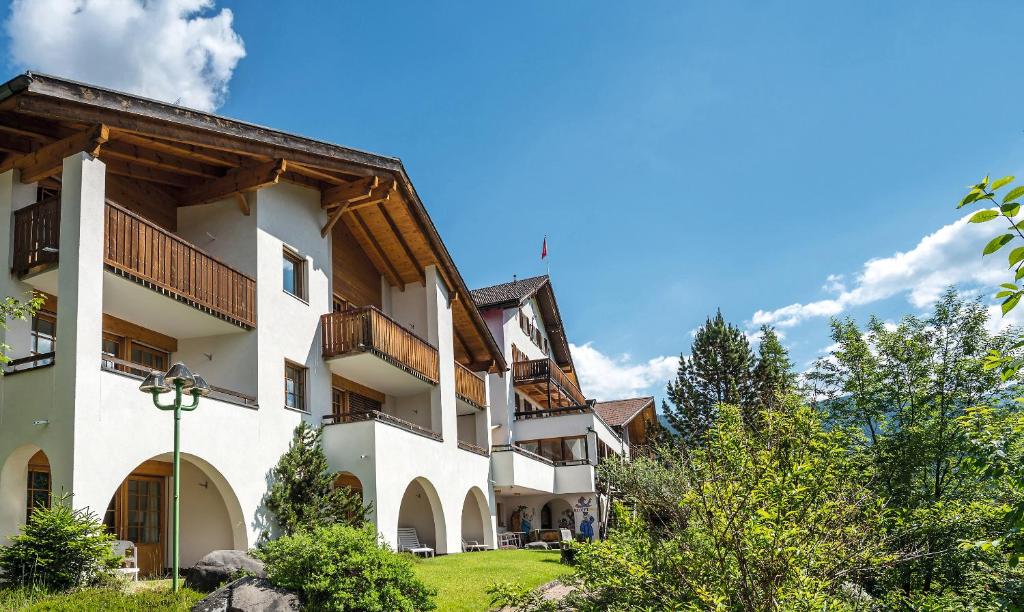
[0,73,659,575]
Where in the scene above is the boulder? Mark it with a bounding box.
[185,549,266,592]
[191,576,301,612]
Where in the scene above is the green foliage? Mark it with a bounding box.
[0,493,119,592]
[663,310,758,443]
[257,523,435,611]
[0,292,43,370]
[583,399,888,610]
[752,324,796,411]
[487,580,557,612]
[0,584,203,611]
[810,290,1024,607]
[263,421,369,538]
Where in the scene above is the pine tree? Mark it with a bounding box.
[665,310,757,444]
[264,421,369,538]
[752,325,797,412]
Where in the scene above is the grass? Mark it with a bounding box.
[411,549,571,612]
[0,581,202,611]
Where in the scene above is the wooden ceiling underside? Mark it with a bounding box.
[0,92,501,372]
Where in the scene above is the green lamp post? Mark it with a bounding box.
[139,363,210,593]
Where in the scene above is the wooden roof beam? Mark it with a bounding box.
[0,132,37,154]
[101,140,225,178]
[349,210,404,289]
[377,202,425,285]
[289,161,350,185]
[111,131,247,167]
[0,124,109,183]
[322,176,379,209]
[102,156,194,188]
[178,159,287,207]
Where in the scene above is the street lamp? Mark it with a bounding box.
[139,362,210,592]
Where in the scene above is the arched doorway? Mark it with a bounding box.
[397,477,446,553]
[460,487,492,549]
[540,498,574,532]
[104,454,246,576]
[0,445,50,541]
[333,471,364,521]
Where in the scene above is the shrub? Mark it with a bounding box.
[257,523,435,611]
[0,494,119,592]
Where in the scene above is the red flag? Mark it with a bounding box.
[541,236,548,260]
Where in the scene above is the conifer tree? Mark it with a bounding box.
[264,421,368,538]
[752,325,797,411]
[664,310,757,444]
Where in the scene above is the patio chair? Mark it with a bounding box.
[462,538,488,552]
[111,540,140,581]
[397,527,435,558]
[559,528,573,548]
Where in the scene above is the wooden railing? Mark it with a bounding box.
[455,361,486,408]
[321,409,442,442]
[514,405,590,420]
[512,358,587,407]
[100,354,258,408]
[104,202,256,327]
[458,440,489,456]
[3,352,55,374]
[321,307,439,384]
[12,197,60,277]
[491,444,554,466]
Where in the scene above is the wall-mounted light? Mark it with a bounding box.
[41,247,58,254]
[32,419,48,426]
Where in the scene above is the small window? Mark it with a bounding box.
[101,334,122,371]
[26,468,50,521]
[30,312,56,355]
[131,342,168,374]
[284,361,307,411]
[283,249,306,300]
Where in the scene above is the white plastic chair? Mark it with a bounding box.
[462,538,488,552]
[112,540,140,581]
[397,527,434,558]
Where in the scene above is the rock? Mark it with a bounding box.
[191,576,301,612]
[525,541,550,549]
[185,549,266,592]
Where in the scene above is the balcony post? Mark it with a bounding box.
[425,265,455,440]
[0,169,38,356]
[54,152,107,512]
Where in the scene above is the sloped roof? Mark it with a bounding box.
[470,275,550,309]
[593,396,655,427]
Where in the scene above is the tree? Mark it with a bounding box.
[0,293,43,370]
[752,324,796,411]
[664,310,757,443]
[264,421,369,538]
[809,290,1024,607]
[581,398,890,610]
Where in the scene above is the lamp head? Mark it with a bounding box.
[164,362,196,389]
[190,374,211,397]
[139,371,171,394]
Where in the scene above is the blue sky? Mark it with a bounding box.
[4,1,1024,404]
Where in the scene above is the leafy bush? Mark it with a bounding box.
[487,580,556,611]
[257,523,435,611]
[0,494,119,592]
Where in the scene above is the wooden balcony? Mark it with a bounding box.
[12,197,60,277]
[322,306,440,391]
[11,198,256,329]
[455,360,486,409]
[512,358,587,409]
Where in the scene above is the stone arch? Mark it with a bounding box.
[460,486,493,548]
[102,452,248,575]
[0,444,49,542]
[397,476,447,554]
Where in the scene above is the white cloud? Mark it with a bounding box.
[5,0,245,112]
[751,211,1008,328]
[570,342,678,402]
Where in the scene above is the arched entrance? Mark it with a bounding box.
[0,445,50,541]
[104,453,247,576]
[460,486,492,549]
[333,471,365,521]
[397,477,446,553]
[541,498,574,532]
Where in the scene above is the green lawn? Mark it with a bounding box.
[0,582,202,611]
[411,549,571,612]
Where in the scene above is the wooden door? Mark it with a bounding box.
[106,475,165,576]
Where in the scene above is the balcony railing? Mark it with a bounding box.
[100,354,258,409]
[455,361,486,408]
[491,443,554,466]
[3,352,55,374]
[321,409,442,442]
[514,404,590,420]
[104,203,256,327]
[321,307,440,384]
[512,358,587,407]
[457,440,489,456]
[12,197,60,277]
[10,197,256,328]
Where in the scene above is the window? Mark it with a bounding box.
[332,294,353,313]
[131,342,168,375]
[101,334,122,370]
[126,478,161,544]
[516,436,588,463]
[30,312,56,355]
[283,249,306,300]
[285,361,307,411]
[26,468,50,521]
[332,387,381,421]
